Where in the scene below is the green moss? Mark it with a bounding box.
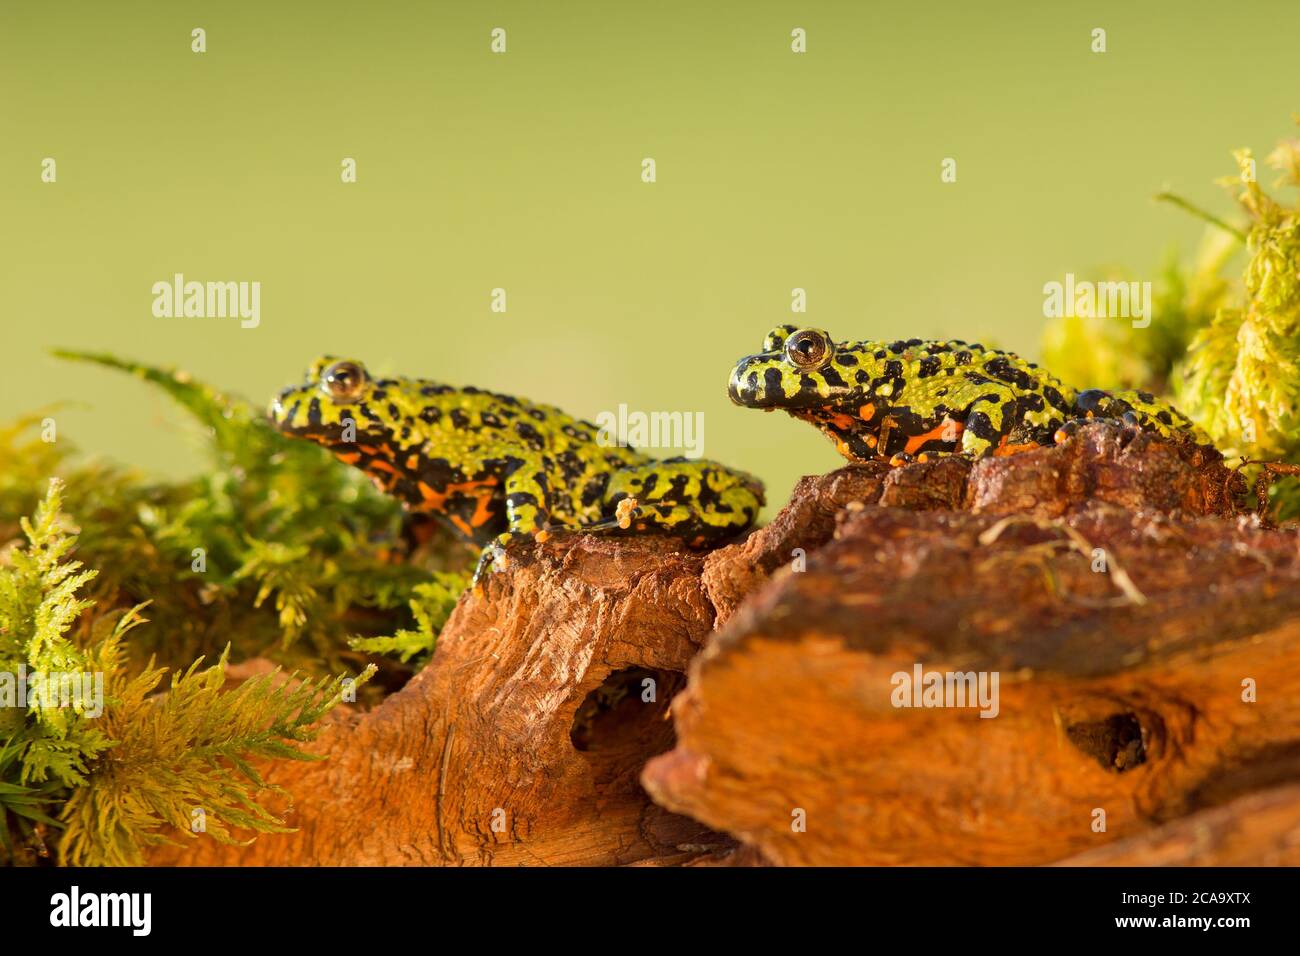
[3,353,472,677]
[1,481,379,865]
[1,354,474,865]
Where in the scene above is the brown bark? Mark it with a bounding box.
[644,428,1299,865]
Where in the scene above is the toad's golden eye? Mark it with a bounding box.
[321,360,368,402]
[784,329,831,370]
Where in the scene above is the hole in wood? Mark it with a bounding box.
[570,666,685,755]
[1066,712,1148,772]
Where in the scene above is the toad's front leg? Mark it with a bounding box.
[471,457,554,592]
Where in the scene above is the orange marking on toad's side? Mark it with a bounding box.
[470,490,496,528]
[992,435,1038,457]
[416,477,500,513]
[823,407,857,431]
[904,420,962,454]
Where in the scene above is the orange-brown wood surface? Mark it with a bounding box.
[155,424,1296,866]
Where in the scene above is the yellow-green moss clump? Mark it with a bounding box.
[1041,121,1300,518]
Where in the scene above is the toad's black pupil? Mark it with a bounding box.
[794,336,820,357]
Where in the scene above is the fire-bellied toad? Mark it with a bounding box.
[728,325,1208,462]
[270,357,764,587]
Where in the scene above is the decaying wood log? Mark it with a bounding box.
[155,422,1293,866]
[152,534,733,865]
[643,426,1300,865]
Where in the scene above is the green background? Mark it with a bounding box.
[3,0,1297,513]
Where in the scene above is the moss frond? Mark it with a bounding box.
[348,572,468,665]
[1177,136,1300,463]
[57,641,374,867]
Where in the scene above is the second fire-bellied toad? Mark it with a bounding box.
[728,325,1209,462]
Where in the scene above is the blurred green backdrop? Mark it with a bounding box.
[3,0,1298,513]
